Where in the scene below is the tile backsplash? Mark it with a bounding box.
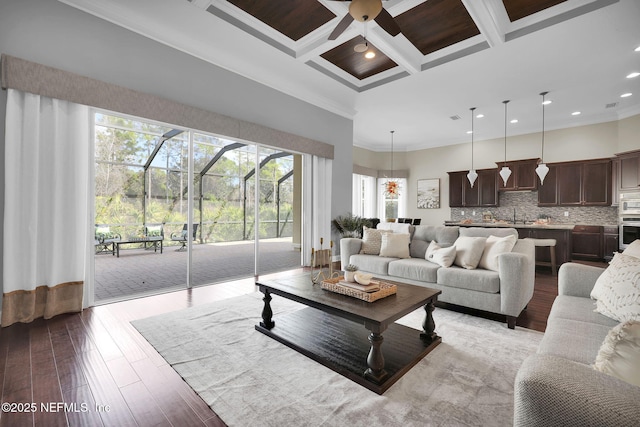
[450,191,618,225]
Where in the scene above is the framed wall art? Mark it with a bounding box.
[417,178,440,209]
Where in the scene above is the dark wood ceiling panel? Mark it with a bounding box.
[226,0,335,41]
[320,36,398,80]
[502,0,567,22]
[395,0,480,56]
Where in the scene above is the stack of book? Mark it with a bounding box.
[338,280,380,293]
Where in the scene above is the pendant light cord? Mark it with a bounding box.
[470,107,475,168]
[390,130,394,176]
[540,92,548,162]
[503,100,509,162]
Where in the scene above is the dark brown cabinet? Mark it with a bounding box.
[537,165,558,206]
[448,169,497,207]
[496,158,539,191]
[537,159,611,206]
[572,225,603,261]
[617,150,640,191]
[603,225,619,262]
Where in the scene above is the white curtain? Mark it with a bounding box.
[2,89,91,326]
[302,155,332,266]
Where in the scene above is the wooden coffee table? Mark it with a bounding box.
[255,275,441,394]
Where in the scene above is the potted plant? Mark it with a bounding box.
[332,213,371,238]
[344,264,358,282]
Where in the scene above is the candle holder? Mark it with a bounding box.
[310,238,340,284]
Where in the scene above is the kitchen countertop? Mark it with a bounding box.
[444,221,576,230]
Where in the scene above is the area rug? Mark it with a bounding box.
[132,293,542,427]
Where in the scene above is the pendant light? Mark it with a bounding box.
[383,130,400,197]
[467,107,478,187]
[499,100,512,186]
[535,92,550,184]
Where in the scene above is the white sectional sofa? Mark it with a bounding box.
[339,224,535,328]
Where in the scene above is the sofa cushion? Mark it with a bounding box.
[590,252,640,322]
[538,316,615,365]
[593,320,640,387]
[437,266,500,293]
[478,234,517,271]
[379,233,411,258]
[360,226,389,255]
[388,258,440,283]
[426,241,456,268]
[410,239,430,259]
[548,295,619,328]
[348,254,395,276]
[453,236,487,269]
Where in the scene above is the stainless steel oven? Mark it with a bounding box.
[619,193,640,249]
[619,217,640,250]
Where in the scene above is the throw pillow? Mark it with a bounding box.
[590,252,640,322]
[453,236,487,269]
[623,239,640,259]
[425,241,455,268]
[478,234,517,271]
[379,233,411,258]
[360,226,389,255]
[593,320,640,387]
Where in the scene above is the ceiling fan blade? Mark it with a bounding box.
[374,8,401,37]
[328,13,354,40]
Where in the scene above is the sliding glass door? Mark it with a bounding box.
[94,111,302,302]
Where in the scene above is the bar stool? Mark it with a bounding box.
[525,238,557,275]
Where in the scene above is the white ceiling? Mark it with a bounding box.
[58,0,640,152]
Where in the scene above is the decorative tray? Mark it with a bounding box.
[321,276,397,302]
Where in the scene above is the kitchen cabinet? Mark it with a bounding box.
[537,159,612,206]
[603,225,619,262]
[448,169,497,207]
[611,158,619,206]
[496,158,539,191]
[537,165,558,206]
[516,227,572,268]
[616,149,640,191]
[572,225,603,261]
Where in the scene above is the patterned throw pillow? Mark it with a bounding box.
[146,225,163,237]
[591,252,640,322]
[360,226,389,255]
[623,239,640,259]
[593,320,640,387]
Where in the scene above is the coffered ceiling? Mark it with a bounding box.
[57,0,640,151]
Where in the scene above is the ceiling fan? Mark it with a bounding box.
[328,0,401,40]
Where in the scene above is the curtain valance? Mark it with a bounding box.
[1,54,334,159]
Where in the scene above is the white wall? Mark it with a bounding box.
[0,0,354,302]
[356,115,640,225]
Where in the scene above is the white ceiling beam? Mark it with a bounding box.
[367,29,421,74]
[189,0,212,10]
[461,0,508,47]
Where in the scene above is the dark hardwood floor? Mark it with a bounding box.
[0,264,604,426]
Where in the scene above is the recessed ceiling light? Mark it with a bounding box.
[572,111,581,116]
[635,46,640,52]
[542,100,552,105]
[621,93,633,98]
[365,51,375,59]
[627,72,640,79]
[466,130,473,134]
[476,114,484,118]
[510,119,518,124]
[354,43,367,53]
